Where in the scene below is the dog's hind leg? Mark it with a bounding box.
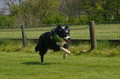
[39,47,48,63]
[35,41,41,52]
[39,52,45,63]
[40,54,44,63]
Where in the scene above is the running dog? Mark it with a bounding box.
[35,25,71,63]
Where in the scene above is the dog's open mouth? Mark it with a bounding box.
[64,38,70,43]
[63,36,71,43]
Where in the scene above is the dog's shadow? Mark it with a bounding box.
[22,61,60,65]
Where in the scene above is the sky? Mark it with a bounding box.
[0,0,26,15]
[0,0,8,14]
[0,0,4,8]
[0,0,19,15]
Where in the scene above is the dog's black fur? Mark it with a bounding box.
[35,25,70,63]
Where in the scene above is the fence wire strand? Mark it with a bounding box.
[0,26,89,32]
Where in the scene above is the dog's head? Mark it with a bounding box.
[51,25,71,43]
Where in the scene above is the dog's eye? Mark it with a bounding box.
[68,33,69,35]
[65,32,67,35]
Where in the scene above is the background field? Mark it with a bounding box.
[0,24,120,79]
[0,52,120,79]
[0,24,120,40]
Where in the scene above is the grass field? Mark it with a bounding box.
[0,52,120,79]
[0,24,120,39]
[0,38,120,79]
[0,24,120,79]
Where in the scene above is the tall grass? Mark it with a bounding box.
[88,41,120,57]
[0,40,120,57]
[0,40,35,53]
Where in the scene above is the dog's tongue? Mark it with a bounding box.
[64,39,70,43]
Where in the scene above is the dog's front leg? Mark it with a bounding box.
[60,47,71,59]
[63,44,69,49]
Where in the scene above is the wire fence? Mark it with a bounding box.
[96,24,120,40]
[0,25,90,39]
[0,23,120,45]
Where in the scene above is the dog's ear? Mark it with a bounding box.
[65,24,69,29]
[57,24,62,29]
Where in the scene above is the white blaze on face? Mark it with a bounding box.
[62,27,65,29]
[62,27,70,41]
[64,36,70,40]
[56,26,70,46]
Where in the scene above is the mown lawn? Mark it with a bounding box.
[0,52,120,79]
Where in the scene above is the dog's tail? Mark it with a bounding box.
[35,41,40,52]
[35,45,39,52]
[35,36,42,52]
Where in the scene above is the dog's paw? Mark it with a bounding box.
[63,53,68,59]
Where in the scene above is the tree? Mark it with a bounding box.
[112,0,120,20]
[59,0,79,17]
[5,0,61,25]
[2,0,120,26]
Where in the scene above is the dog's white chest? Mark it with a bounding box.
[56,41,66,47]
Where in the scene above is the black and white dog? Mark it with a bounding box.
[35,25,71,63]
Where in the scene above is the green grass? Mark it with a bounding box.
[0,24,120,39]
[0,52,120,79]
[95,24,120,39]
[0,23,120,79]
[0,40,120,79]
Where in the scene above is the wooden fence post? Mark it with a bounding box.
[89,21,97,49]
[21,25,26,47]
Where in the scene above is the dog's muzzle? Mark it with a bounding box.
[64,36,71,43]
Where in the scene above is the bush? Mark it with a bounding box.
[114,15,120,21]
[43,13,67,24]
[43,13,88,24]
[79,15,88,24]
[0,40,35,53]
[0,16,15,28]
[67,15,88,24]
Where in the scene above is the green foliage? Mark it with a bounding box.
[79,15,88,24]
[0,16,15,28]
[43,13,89,24]
[43,13,67,24]
[1,0,120,26]
[67,16,88,24]
[9,5,22,16]
[114,15,120,21]
[11,0,61,25]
